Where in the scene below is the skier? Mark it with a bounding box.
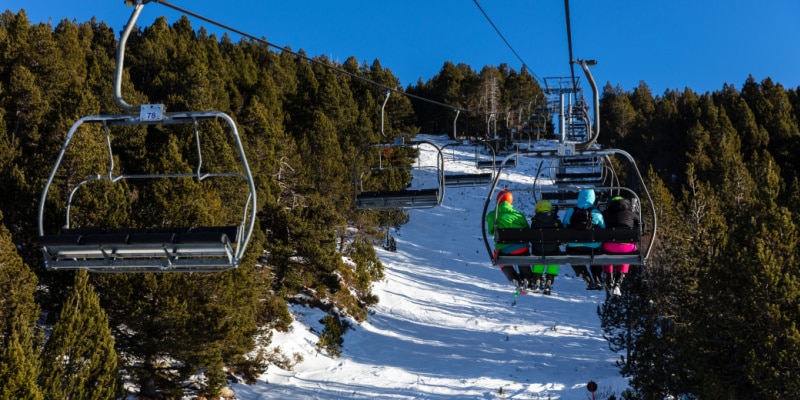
[486,189,535,291]
[530,200,562,295]
[601,196,640,295]
[562,189,605,290]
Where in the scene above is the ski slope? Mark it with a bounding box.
[232,134,630,399]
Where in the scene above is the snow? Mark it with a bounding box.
[231,134,629,399]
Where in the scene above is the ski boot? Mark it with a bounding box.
[532,277,542,294]
[612,273,625,296]
[543,277,554,295]
[604,274,615,294]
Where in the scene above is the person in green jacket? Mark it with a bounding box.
[486,189,535,290]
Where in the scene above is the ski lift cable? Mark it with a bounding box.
[145,0,491,116]
[471,0,541,85]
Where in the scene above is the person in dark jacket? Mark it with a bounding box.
[562,189,605,290]
[530,200,562,295]
[486,190,535,290]
[601,196,640,295]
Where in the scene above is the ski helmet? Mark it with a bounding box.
[535,200,553,213]
[496,190,513,204]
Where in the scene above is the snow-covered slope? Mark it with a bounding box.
[232,134,629,399]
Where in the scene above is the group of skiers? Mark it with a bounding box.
[485,188,640,296]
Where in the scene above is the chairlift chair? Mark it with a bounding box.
[353,139,445,210]
[481,145,657,268]
[441,140,494,187]
[551,154,607,184]
[38,112,257,273]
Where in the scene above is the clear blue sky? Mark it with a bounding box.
[11,0,800,95]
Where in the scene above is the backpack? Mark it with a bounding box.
[569,207,593,230]
[532,212,562,229]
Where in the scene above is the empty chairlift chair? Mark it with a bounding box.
[442,140,494,187]
[37,111,257,273]
[552,154,606,184]
[354,139,444,210]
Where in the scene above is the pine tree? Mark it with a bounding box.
[714,84,769,155]
[0,215,41,399]
[600,83,640,149]
[39,270,122,400]
[741,206,800,398]
[317,311,349,357]
[0,313,43,400]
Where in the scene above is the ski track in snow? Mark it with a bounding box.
[230,134,629,399]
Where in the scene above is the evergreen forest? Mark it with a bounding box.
[0,9,799,399]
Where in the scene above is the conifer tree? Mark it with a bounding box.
[714,84,769,155]
[0,216,42,400]
[741,206,800,398]
[599,83,637,150]
[0,313,43,400]
[39,270,122,400]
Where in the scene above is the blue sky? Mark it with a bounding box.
[12,0,800,95]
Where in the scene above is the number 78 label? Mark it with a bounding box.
[140,104,164,121]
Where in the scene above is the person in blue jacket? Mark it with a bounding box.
[562,189,605,290]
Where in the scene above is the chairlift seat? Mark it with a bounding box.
[500,158,517,168]
[476,160,495,169]
[356,189,440,209]
[444,173,492,187]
